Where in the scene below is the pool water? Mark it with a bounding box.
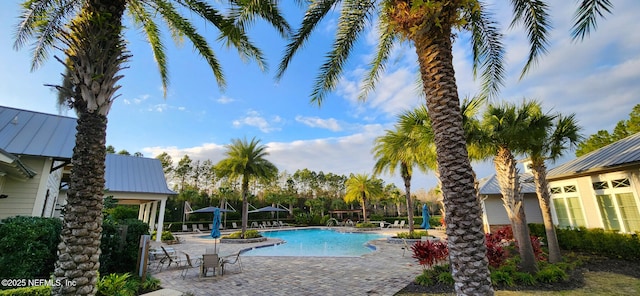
[242,228,387,257]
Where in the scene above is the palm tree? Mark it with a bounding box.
[14,1,288,294]
[372,105,436,235]
[216,137,278,238]
[480,100,540,273]
[276,1,614,293]
[344,173,383,223]
[524,109,582,263]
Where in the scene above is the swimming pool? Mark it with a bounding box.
[242,228,387,257]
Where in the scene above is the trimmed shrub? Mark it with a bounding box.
[0,216,61,280]
[556,227,640,260]
[411,240,449,269]
[0,285,50,295]
[223,230,262,239]
[396,230,429,239]
[100,218,150,274]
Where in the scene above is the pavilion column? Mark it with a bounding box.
[149,201,158,231]
[143,202,151,224]
[138,203,146,220]
[155,198,167,242]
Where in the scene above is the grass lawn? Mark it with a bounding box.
[395,271,640,296]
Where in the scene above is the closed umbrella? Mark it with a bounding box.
[420,204,431,230]
[211,207,222,253]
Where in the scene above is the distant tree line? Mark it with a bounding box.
[576,104,640,156]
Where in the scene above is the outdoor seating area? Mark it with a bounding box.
[145,227,446,295]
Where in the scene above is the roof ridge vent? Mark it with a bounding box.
[11,116,18,125]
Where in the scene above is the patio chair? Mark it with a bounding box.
[250,221,259,228]
[399,220,406,228]
[182,225,189,232]
[200,253,222,278]
[221,252,243,275]
[232,222,238,229]
[389,220,400,228]
[158,246,180,271]
[265,221,272,227]
[209,223,213,230]
[192,224,201,233]
[198,224,205,231]
[205,247,217,254]
[180,253,201,279]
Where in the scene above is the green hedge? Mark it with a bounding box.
[0,216,61,280]
[100,219,150,274]
[528,224,640,261]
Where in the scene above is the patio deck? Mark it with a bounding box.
[147,227,446,296]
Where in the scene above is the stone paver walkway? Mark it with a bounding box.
[147,227,445,296]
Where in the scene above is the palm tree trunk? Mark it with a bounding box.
[53,1,126,295]
[241,176,249,238]
[531,160,562,263]
[361,192,368,223]
[494,147,538,273]
[54,112,107,296]
[402,164,414,234]
[411,16,493,296]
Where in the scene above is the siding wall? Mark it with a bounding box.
[0,157,47,219]
[483,193,544,226]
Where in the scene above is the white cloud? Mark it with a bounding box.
[232,110,282,133]
[217,95,235,104]
[295,116,342,131]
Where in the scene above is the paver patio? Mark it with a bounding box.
[147,227,446,296]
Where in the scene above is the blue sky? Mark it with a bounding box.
[1,1,639,192]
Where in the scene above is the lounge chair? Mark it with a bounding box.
[192,224,201,233]
[198,224,205,231]
[221,252,243,275]
[390,220,400,228]
[182,225,189,232]
[399,220,406,228]
[232,222,238,229]
[158,246,181,271]
[200,253,222,278]
[278,221,290,227]
[208,224,213,230]
[250,221,259,228]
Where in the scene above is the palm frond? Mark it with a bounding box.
[154,0,226,89]
[571,0,613,40]
[128,0,169,96]
[229,0,291,38]
[14,0,80,71]
[359,16,396,102]
[509,0,552,78]
[276,0,340,80]
[311,0,376,105]
[466,3,505,99]
[178,0,267,72]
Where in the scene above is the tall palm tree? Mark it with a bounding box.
[276,1,614,292]
[372,105,436,235]
[216,137,278,238]
[480,100,540,273]
[14,1,288,294]
[524,109,582,263]
[344,173,382,223]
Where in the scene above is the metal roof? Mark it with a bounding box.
[105,154,176,195]
[478,173,536,195]
[0,105,76,159]
[548,132,640,179]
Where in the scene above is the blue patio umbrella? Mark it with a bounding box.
[211,207,222,252]
[420,204,431,230]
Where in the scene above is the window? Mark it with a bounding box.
[612,178,631,188]
[593,176,640,233]
[550,182,585,228]
[592,181,608,190]
[596,194,621,231]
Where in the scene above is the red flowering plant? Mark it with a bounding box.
[411,240,449,270]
